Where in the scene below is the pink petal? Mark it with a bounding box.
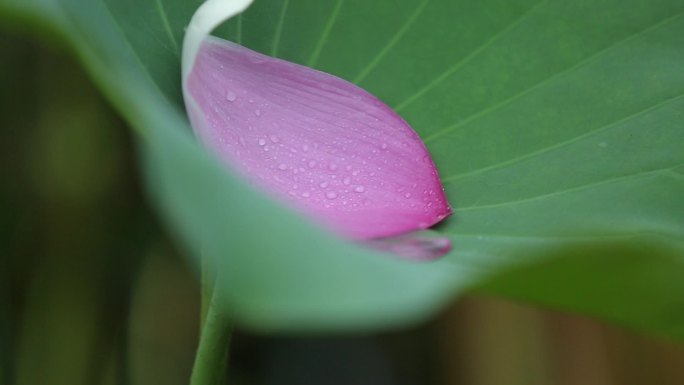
[365,233,453,261]
[184,36,452,240]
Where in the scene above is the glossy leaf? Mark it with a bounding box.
[1,0,683,337]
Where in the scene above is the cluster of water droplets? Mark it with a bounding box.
[218,83,446,221]
[192,41,450,234]
[220,88,381,208]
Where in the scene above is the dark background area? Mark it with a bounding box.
[2,29,684,385]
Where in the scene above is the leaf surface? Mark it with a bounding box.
[2,0,683,337]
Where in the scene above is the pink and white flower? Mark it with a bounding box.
[182,0,452,253]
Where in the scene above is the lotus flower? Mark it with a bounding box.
[182,0,452,255]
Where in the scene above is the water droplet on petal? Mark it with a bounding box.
[343,177,351,185]
[255,109,262,116]
[277,163,288,170]
[258,138,266,146]
[319,181,329,188]
[225,91,237,101]
[308,160,317,168]
[354,186,365,193]
[301,191,310,198]
[325,191,338,199]
[269,134,279,143]
[328,163,338,171]
[404,192,412,198]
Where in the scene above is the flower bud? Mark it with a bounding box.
[182,0,452,252]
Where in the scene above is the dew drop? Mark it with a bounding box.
[319,181,329,188]
[404,192,412,199]
[269,134,280,143]
[225,91,237,101]
[308,160,317,168]
[343,177,351,185]
[258,138,266,146]
[255,109,262,116]
[301,191,311,198]
[328,163,338,171]
[381,143,388,149]
[277,163,288,170]
[325,191,338,199]
[354,186,365,193]
[302,144,310,152]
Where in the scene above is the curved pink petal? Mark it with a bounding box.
[185,37,451,240]
[365,233,453,261]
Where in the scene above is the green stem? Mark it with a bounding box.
[200,255,216,329]
[191,283,232,385]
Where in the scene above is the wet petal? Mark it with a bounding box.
[182,0,452,243]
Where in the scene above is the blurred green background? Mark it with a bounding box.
[2,28,684,385]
